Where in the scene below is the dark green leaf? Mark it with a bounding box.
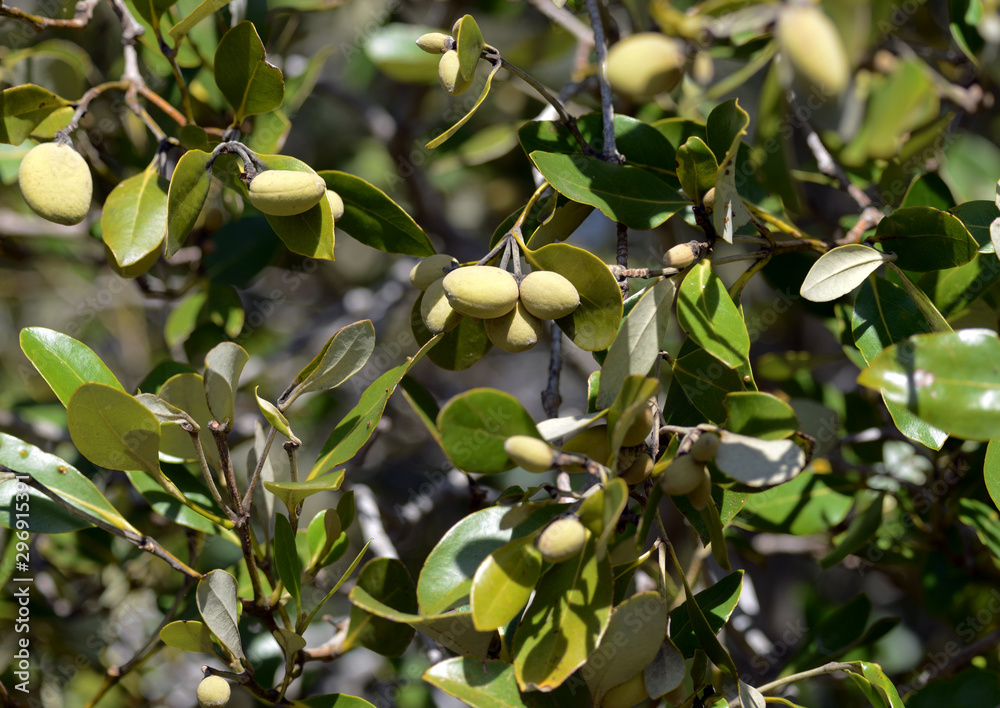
[906,668,1000,708]
[273,513,302,614]
[19,327,124,407]
[344,558,417,657]
[675,137,717,203]
[166,149,212,257]
[820,492,885,569]
[852,276,932,364]
[670,570,743,656]
[437,388,541,474]
[410,295,493,370]
[724,392,798,440]
[213,21,284,121]
[424,658,589,707]
[739,471,854,535]
[677,261,750,369]
[672,347,745,423]
[949,199,999,249]
[0,85,71,144]
[872,206,977,272]
[101,167,168,274]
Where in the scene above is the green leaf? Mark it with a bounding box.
[0,433,140,534]
[513,536,613,691]
[159,620,216,654]
[852,276,932,363]
[437,388,541,474]
[455,15,484,81]
[0,85,71,144]
[530,151,686,230]
[986,440,1000,513]
[799,245,894,302]
[197,569,245,661]
[203,341,249,427]
[578,478,630,554]
[167,0,227,42]
[670,570,743,656]
[710,99,752,243]
[872,206,977,271]
[273,513,302,615]
[677,261,750,369]
[424,658,589,707]
[306,509,342,571]
[101,167,168,274]
[901,172,954,211]
[950,199,999,250]
[706,98,750,165]
[739,471,854,535]
[294,695,377,708]
[523,242,623,351]
[363,23,441,84]
[713,430,807,488]
[906,668,1000,708]
[820,492,885,569]
[213,21,284,121]
[254,387,297,443]
[858,329,1000,440]
[672,347,745,423]
[426,62,501,149]
[417,503,563,616]
[19,327,124,407]
[957,498,1000,559]
[597,278,675,410]
[344,558,417,657]
[724,392,798,440]
[317,171,434,256]
[166,149,212,257]
[470,536,542,631]
[264,473,344,511]
[784,595,872,674]
[67,383,161,475]
[675,137,718,203]
[919,253,1000,319]
[157,372,221,470]
[280,320,376,408]
[848,662,905,708]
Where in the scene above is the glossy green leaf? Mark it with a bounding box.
[167,0,227,42]
[530,151,686,230]
[0,433,139,534]
[858,329,1000,440]
[513,536,613,691]
[426,61,501,149]
[800,245,893,303]
[950,199,999,250]
[0,84,71,144]
[724,392,798,439]
[820,492,884,569]
[264,472,344,511]
[578,478,630,554]
[920,253,1000,319]
[418,504,562,616]
[849,661,905,708]
[101,167,168,273]
[901,172,954,211]
[159,620,216,654]
[197,569,245,661]
[411,295,493,370]
[254,387,296,443]
[597,278,675,410]
[872,206,977,271]
[675,137,717,203]
[273,513,302,614]
[424,658,588,707]
[166,148,212,257]
[706,99,749,164]
[399,375,442,445]
[852,276,932,363]
[344,558,417,657]
[470,536,542,631]
[739,471,854,535]
[67,383,161,474]
[306,509,342,571]
[677,260,750,369]
[157,372,220,470]
[19,327,124,407]
[670,570,743,656]
[203,341,249,427]
[524,241,623,351]
[280,320,376,408]
[958,498,1000,559]
[213,21,284,121]
[437,388,541,474]
[987,440,1000,513]
[527,199,594,249]
[455,15,484,81]
[672,347,745,423]
[318,171,433,256]
[710,99,752,243]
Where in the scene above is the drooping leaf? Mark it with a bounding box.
[0,85,71,144]
[101,167,169,275]
[196,569,245,661]
[437,388,541,474]
[67,383,161,475]
[19,327,124,407]
[159,620,216,654]
[213,21,284,121]
[426,61,501,149]
[677,260,750,369]
[264,472,344,512]
[166,149,212,257]
[203,341,249,427]
[280,320,376,408]
[800,245,893,303]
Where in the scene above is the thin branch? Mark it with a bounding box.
[0,0,99,29]
[585,0,621,163]
[542,322,563,418]
[725,663,856,707]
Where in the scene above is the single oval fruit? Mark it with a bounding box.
[659,454,706,496]
[621,452,654,485]
[18,142,93,225]
[536,517,587,563]
[248,170,326,216]
[325,189,345,220]
[442,265,519,318]
[778,5,850,96]
[416,32,451,54]
[197,675,231,708]
[621,401,655,447]
[690,430,721,463]
[484,300,544,352]
[420,279,462,334]
[601,671,650,708]
[519,270,581,320]
[687,466,713,510]
[662,241,701,269]
[410,253,459,291]
[562,425,610,472]
[606,33,685,100]
[504,435,556,473]
[438,50,473,95]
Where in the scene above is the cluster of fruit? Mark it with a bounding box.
[415,27,474,96]
[410,258,580,353]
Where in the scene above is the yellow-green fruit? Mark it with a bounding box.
[777,5,850,96]
[409,254,459,291]
[518,270,581,320]
[325,189,345,220]
[248,170,326,216]
[621,402,655,447]
[702,186,716,213]
[687,466,713,510]
[438,50,473,95]
[442,265,519,318]
[621,452,653,485]
[663,242,700,269]
[660,454,706,496]
[416,32,451,54]
[504,435,556,473]
[606,33,685,100]
[562,425,610,472]
[536,517,587,563]
[18,142,92,225]
[690,431,721,463]
[601,671,650,708]
[484,300,543,353]
[420,279,462,334]
[197,676,231,708]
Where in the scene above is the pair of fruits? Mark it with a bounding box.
[18,141,93,226]
[246,170,344,219]
[411,259,580,353]
[659,431,721,509]
[415,29,474,95]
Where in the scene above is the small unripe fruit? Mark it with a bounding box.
[621,452,653,485]
[701,187,716,213]
[248,170,326,216]
[410,254,459,291]
[621,401,655,447]
[518,270,581,320]
[606,33,685,100]
[662,242,701,269]
[420,279,462,334]
[688,467,713,510]
[197,675,231,708]
[659,454,706,496]
[777,5,850,96]
[18,142,92,225]
[442,265,519,318]
[504,435,556,473]
[562,425,610,472]
[438,50,473,95]
[601,671,650,708]
[690,431,721,463]
[484,300,543,352]
[536,517,587,563]
[416,32,451,54]
[325,189,345,220]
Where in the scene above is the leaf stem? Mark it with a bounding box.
[725,662,856,707]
